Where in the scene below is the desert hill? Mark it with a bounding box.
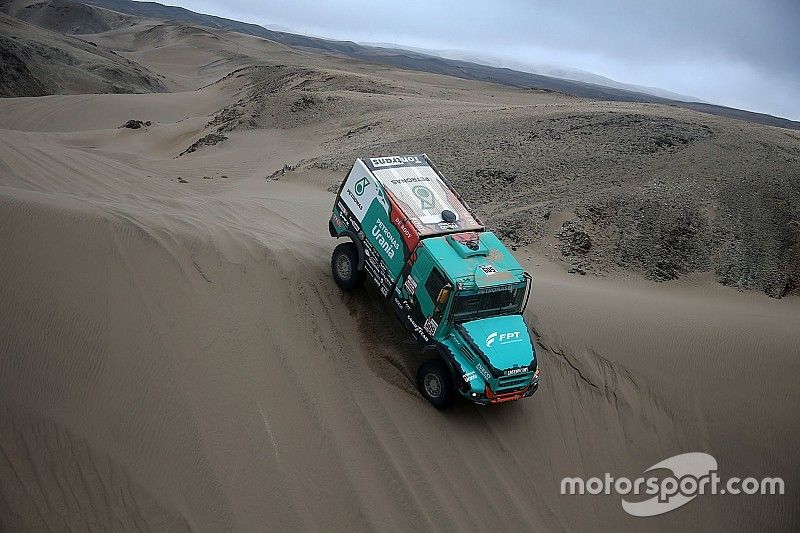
[3,0,135,34]
[86,0,800,129]
[0,10,165,96]
[6,0,797,129]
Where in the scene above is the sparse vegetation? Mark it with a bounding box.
[179,133,228,156]
[266,164,294,180]
[120,119,151,129]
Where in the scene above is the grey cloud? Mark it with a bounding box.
[182,0,800,119]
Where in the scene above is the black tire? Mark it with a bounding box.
[331,241,365,291]
[416,358,456,409]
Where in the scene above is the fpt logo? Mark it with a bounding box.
[354,177,370,196]
[486,331,521,347]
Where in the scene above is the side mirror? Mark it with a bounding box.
[437,284,452,306]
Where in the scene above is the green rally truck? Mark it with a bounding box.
[329,154,539,408]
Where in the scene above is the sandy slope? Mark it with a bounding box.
[1,16,799,533]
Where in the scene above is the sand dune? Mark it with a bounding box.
[1,6,799,532]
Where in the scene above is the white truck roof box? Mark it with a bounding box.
[360,154,484,237]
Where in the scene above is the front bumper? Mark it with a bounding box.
[464,377,540,406]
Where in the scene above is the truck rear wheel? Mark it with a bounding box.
[331,242,365,291]
[416,358,456,409]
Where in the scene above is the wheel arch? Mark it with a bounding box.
[332,229,365,270]
[433,342,471,395]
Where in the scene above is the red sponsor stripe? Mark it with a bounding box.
[386,190,420,252]
[484,384,525,404]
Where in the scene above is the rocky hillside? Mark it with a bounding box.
[0,12,165,96]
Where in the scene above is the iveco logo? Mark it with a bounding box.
[486,331,521,347]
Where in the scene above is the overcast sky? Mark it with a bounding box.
[178,0,799,120]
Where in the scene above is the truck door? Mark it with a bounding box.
[391,245,451,345]
[408,249,450,338]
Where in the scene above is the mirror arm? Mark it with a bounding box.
[522,272,532,312]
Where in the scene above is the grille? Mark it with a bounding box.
[496,374,532,391]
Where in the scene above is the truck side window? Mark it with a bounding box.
[425,268,446,304]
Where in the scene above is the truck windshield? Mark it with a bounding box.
[450,280,529,322]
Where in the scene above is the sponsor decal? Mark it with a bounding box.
[404,312,429,342]
[493,393,523,403]
[369,155,424,168]
[354,176,370,196]
[504,366,529,376]
[347,188,364,211]
[486,331,522,347]
[375,183,391,214]
[438,221,459,231]
[389,176,431,184]
[394,296,422,338]
[394,216,413,240]
[462,370,477,383]
[475,362,492,380]
[479,265,498,275]
[423,316,438,336]
[341,160,377,221]
[371,218,401,259]
[404,275,417,296]
[388,191,419,252]
[412,185,435,211]
[477,283,515,294]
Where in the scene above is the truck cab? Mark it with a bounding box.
[400,232,538,405]
[329,154,540,408]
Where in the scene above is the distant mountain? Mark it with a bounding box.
[438,53,703,103]
[30,0,800,129]
[362,43,703,103]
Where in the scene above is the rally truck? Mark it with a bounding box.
[329,154,539,408]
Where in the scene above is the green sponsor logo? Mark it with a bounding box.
[362,201,403,277]
[354,177,370,196]
[412,185,435,210]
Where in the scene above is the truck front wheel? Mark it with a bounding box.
[416,358,456,409]
[331,242,365,291]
